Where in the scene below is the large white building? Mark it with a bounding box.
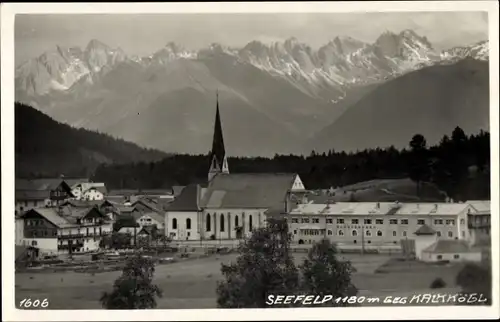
[288,201,474,246]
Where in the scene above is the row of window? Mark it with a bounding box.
[298,229,462,238]
[291,218,462,225]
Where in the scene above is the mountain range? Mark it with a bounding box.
[15,30,490,155]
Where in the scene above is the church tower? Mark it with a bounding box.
[208,91,229,182]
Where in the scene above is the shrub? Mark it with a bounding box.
[430,277,446,289]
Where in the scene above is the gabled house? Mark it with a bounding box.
[16,178,89,214]
[18,206,112,256]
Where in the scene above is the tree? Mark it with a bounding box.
[455,263,491,305]
[299,239,357,306]
[216,217,299,308]
[408,134,430,198]
[100,253,163,309]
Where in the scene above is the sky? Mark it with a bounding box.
[15,12,489,65]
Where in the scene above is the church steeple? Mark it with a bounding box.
[208,90,229,181]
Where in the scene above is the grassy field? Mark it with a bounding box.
[15,253,464,309]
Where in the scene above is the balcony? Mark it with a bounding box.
[468,222,490,229]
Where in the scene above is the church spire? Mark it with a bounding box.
[208,90,229,181]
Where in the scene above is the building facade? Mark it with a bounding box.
[18,207,112,256]
[288,201,474,246]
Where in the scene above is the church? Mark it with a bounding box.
[164,94,306,241]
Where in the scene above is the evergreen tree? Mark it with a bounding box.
[408,134,431,198]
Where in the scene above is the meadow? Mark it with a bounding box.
[15,253,463,309]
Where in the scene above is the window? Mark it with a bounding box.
[448,231,453,238]
[220,215,225,232]
[453,254,460,259]
[365,230,372,237]
[460,219,465,225]
[351,219,359,224]
[417,219,425,225]
[301,218,309,224]
[390,219,398,225]
[338,230,344,236]
[437,231,442,237]
[327,230,333,236]
[352,230,358,237]
[337,218,345,224]
[31,240,37,246]
[461,231,465,238]
[446,219,455,225]
[364,219,372,225]
[375,219,384,225]
[437,255,443,260]
[186,218,191,230]
[187,232,191,237]
[172,218,177,230]
[434,219,443,225]
[249,215,253,232]
[326,218,333,224]
[401,219,409,225]
[235,215,239,227]
[312,218,320,224]
[392,231,397,237]
[377,230,383,236]
[206,214,211,231]
[402,231,407,237]
[291,218,299,223]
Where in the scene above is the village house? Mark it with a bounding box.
[17,206,112,256]
[71,182,108,201]
[15,177,89,214]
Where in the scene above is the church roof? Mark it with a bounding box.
[209,95,227,171]
[200,173,297,211]
[166,184,201,211]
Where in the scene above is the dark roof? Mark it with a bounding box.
[423,240,473,254]
[414,224,436,236]
[199,173,297,211]
[172,186,186,197]
[132,199,164,214]
[60,200,104,208]
[15,190,49,200]
[106,196,127,204]
[166,184,201,211]
[16,178,89,191]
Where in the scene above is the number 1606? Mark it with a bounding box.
[19,298,49,308]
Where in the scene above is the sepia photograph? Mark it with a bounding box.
[1,1,499,321]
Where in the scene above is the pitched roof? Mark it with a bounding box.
[466,200,490,214]
[16,178,89,191]
[166,184,201,211]
[414,224,436,235]
[15,190,49,200]
[290,202,470,216]
[132,199,164,214]
[22,208,73,228]
[60,199,104,208]
[200,173,297,211]
[172,186,186,197]
[422,239,474,254]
